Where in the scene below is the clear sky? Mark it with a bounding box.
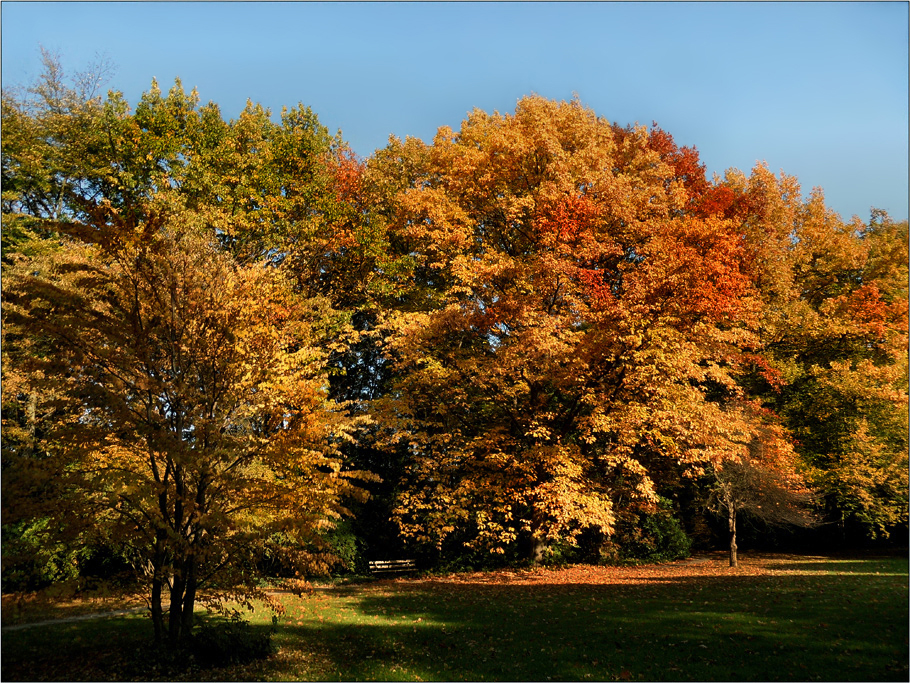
[2,1,907,221]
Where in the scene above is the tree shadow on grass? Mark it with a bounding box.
[1,615,154,681]
[276,571,909,682]
[3,569,907,682]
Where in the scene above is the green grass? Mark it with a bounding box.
[2,554,907,681]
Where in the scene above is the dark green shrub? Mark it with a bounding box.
[536,542,579,567]
[1,518,79,591]
[2,519,138,592]
[190,613,276,668]
[256,522,366,578]
[612,498,692,563]
[77,543,134,582]
[323,519,367,574]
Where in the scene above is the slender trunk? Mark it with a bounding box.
[181,552,197,637]
[168,460,186,647]
[728,501,738,568]
[529,534,547,565]
[151,572,164,643]
[168,562,186,647]
[150,531,167,644]
[26,392,37,457]
[53,178,67,221]
[180,480,207,638]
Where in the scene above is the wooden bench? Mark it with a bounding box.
[368,559,417,575]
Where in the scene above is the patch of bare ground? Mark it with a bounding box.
[1,586,146,627]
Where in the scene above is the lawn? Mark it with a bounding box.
[2,552,907,681]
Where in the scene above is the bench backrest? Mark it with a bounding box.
[368,559,416,573]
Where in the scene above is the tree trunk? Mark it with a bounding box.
[529,534,547,565]
[728,502,738,568]
[168,462,188,647]
[168,563,187,647]
[180,553,197,638]
[26,392,37,457]
[524,509,548,565]
[150,532,168,645]
[158,553,198,649]
[151,571,164,644]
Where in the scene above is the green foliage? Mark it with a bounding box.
[77,542,135,582]
[189,612,276,669]
[749,206,909,539]
[610,499,692,563]
[431,535,519,573]
[1,519,80,591]
[322,519,368,575]
[1,521,135,592]
[530,538,589,568]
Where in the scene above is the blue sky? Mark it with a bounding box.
[2,1,907,221]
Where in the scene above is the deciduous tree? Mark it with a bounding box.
[3,226,370,647]
[727,175,909,540]
[376,96,762,562]
[705,403,816,567]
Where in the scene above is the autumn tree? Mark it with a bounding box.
[2,53,377,302]
[704,403,816,567]
[1,48,114,230]
[2,58,386,432]
[2,59,374,646]
[5,52,904,591]
[3,225,370,647]
[717,165,909,540]
[2,50,119,585]
[374,96,764,563]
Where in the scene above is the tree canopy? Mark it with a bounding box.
[371,97,767,560]
[2,58,906,647]
[2,55,373,647]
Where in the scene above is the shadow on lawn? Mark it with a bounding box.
[274,570,909,682]
[3,566,907,681]
[1,615,154,682]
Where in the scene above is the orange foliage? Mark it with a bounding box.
[377,96,765,559]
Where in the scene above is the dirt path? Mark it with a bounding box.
[2,606,148,632]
